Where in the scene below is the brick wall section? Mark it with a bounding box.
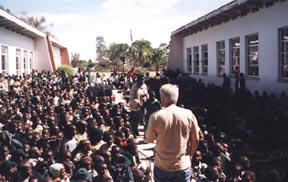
[46,35,56,72]
[61,48,70,66]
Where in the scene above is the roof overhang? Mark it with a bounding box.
[49,36,67,49]
[0,9,46,38]
[172,0,287,37]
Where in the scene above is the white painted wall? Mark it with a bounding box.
[0,27,35,75]
[181,1,288,95]
[168,35,184,71]
[0,27,34,50]
[34,37,52,72]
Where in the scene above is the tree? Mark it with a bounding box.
[115,43,131,72]
[151,43,169,70]
[131,39,152,68]
[108,43,130,72]
[18,12,52,31]
[71,52,80,68]
[94,36,168,72]
[0,5,11,13]
[96,36,108,63]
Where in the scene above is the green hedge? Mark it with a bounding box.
[57,65,75,77]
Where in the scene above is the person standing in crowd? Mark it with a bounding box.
[145,84,201,182]
[0,76,8,97]
[127,67,136,77]
[222,73,230,89]
[143,90,161,134]
[234,72,240,91]
[239,72,246,91]
[129,74,149,138]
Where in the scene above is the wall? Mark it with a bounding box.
[0,23,68,74]
[61,48,70,66]
[0,27,34,49]
[167,34,184,71]
[34,37,52,72]
[53,46,61,68]
[180,1,288,95]
[0,27,34,75]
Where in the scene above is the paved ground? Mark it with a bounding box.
[136,125,155,171]
[112,90,155,174]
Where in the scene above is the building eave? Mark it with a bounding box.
[0,9,46,38]
[49,35,67,49]
[172,0,286,37]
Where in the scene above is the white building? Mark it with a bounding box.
[168,0,288,95]
[0,8,70,76]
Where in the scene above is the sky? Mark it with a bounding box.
[0,0,232,60]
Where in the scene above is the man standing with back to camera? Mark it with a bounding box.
[145,84,200,182]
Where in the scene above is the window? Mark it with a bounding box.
[193,46,199,73]
[187,48,192,73]
[230,37,240,74]
[279,27,288,79]
[1,45,8,74]
[30,51,34,72]
[23,50,28,73]
[217,40,225,75]
[246,34,259,77]
[16,49,21,75]
[201,44,208,74]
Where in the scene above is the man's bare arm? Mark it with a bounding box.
[190,118,200,161]
[145,114,156,143]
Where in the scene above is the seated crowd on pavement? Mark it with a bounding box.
[0,68,286,182]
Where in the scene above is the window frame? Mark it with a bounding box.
[16,48,22,76]
[193,46,200,74]
[216,40,225,76]
[279,26,288,80]
[230,37,240,75]
[23,50,28,74]
[30,51,34,72]
[186,47,192,73]
[1,45,8,74]
[246,33,259,77]
[201,44,208,75]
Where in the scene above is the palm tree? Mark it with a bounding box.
[131,39,153,68]
[151,43,169,70]
[116,43,130,72]
[108,43,130,72]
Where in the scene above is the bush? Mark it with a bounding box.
[57,65,75,77]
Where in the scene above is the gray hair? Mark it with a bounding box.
[159,84,179,105]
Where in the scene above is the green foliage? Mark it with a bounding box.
[71,52,80,68]
[18,12,50,31]
[57,65,75,77]
[143,62,152,68]
[151,43,169,69]
[94,36,168,72]
[77,60,90,70]
[131,39,153,67]
[96,36,108,62]
[108,43,131,72]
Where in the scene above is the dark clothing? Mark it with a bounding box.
[143,98,161,132]
[130,110,143,136]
